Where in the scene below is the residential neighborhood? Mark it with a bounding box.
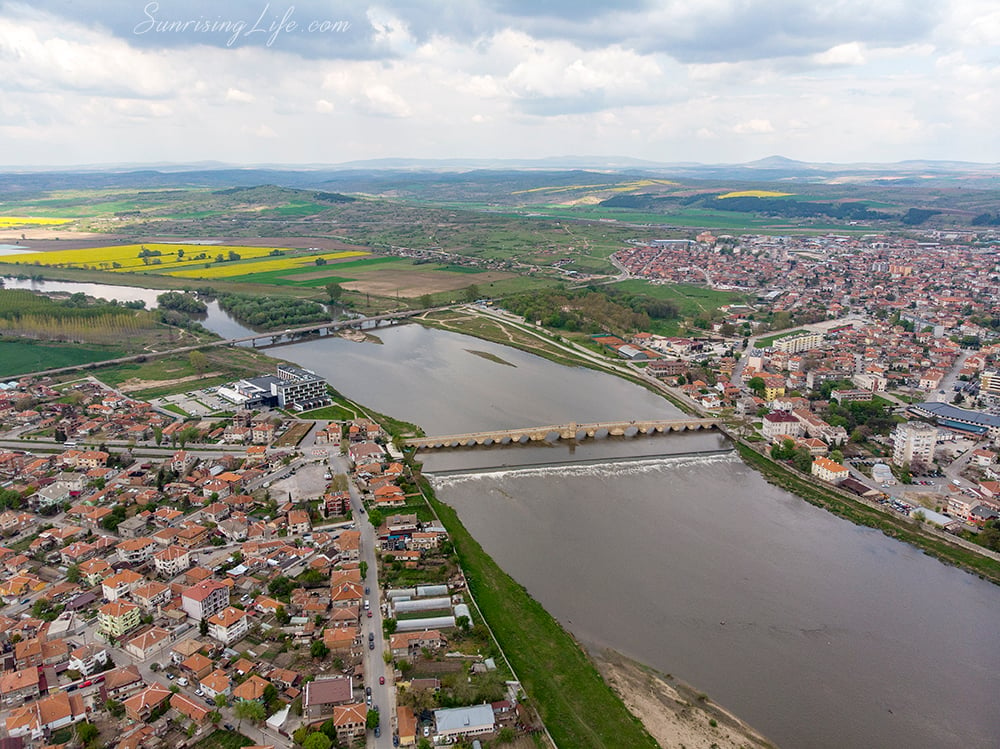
[0,375,538,749]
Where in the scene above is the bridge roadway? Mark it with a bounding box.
[408,418,721,449]
[21,307,446,379]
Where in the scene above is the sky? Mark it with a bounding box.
[0,0,998,167]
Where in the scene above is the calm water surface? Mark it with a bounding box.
[426,446,1000,749]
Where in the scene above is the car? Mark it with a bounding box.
[365,587,370,594]
[393,736,400,746]
[177,678,189,687]
[365,686,372,696]
[367,610,373,618]
[368,632,375,641]
[166,673,175,680]
[369,641,375,650]
[224,724,235,731]
[80,680,92,688]
[379,676,385,685]
[374,726,381,738]
[423,726,430,737]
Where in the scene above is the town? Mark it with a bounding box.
[0,364,534,749]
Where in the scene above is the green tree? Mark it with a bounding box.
[792,447,813,473]
[209,710,222,724]
[359,561,368,579]
[420,294,433,308]
[66,564,81,583]
[383,618,397,636]
[366,709,380,729]
[463,284,480,302]
[234,698,266,728]
[189,350,209,374]
[214,693,229,709]
[199,618,208,636]
[830,449,844,465]
[105,699,125,717]
[310,640,329,659]
[76,721,99,745]
[275,605,290,625]
[747,376,765,397]
[325,283,343,303]
[303,733,332,749]
[263,683,279,705]
[455,614,471,632]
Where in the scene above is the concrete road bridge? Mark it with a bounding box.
[408,418,721,449]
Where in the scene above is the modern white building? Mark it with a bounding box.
[892,422,937,469]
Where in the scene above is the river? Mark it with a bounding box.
[11,277,999,748]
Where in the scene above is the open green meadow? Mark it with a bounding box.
[0,340,123,377]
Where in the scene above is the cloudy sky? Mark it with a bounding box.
[1,0,998,166]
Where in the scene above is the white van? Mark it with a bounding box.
[364,599,370,610]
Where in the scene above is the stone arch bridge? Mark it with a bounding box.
[407,418,721,450]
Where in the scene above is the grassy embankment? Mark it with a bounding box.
[420,476,659,749]
[737,442,1000,585]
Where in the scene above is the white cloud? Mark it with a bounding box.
[733,119,775,134]
[225,88,255,103]
[813,42,867,66]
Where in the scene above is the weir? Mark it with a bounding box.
[408,418,722,449]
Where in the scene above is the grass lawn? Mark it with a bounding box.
[0,340,123,377]
[298,403,358,421]
[421,478,659,749]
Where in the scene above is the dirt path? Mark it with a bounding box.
[593,649,775,749]
[118,372,223,393]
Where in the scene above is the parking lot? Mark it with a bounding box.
[155,386,232,416]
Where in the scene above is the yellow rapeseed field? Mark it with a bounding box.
[716,190,793,199]
[0,217,73,228]
[5,243,282,272]
[167,250,369,279]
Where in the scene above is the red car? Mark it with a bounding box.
[367,610,373,618]
[379,676,385,685]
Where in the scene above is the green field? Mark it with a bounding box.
[613,280,746,316]
[0,340,123,376]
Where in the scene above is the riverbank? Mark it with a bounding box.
[417,472,660,749]
[592,649,775,749]
[737,441,1000,585]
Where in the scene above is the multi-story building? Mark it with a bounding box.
[102,569,145,602]
[892,422,938,469]
[206,606,249,645]
[98,600,141,638]
[180,579,229,622]
[116,537,158,565]
[762,411,802,440]
[811,457,849,484]
[153,545,191,578]
[773,331,823,354]
[68,644,109,677]
[982,370,1000,397]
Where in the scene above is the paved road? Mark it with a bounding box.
[349,477,396,747]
